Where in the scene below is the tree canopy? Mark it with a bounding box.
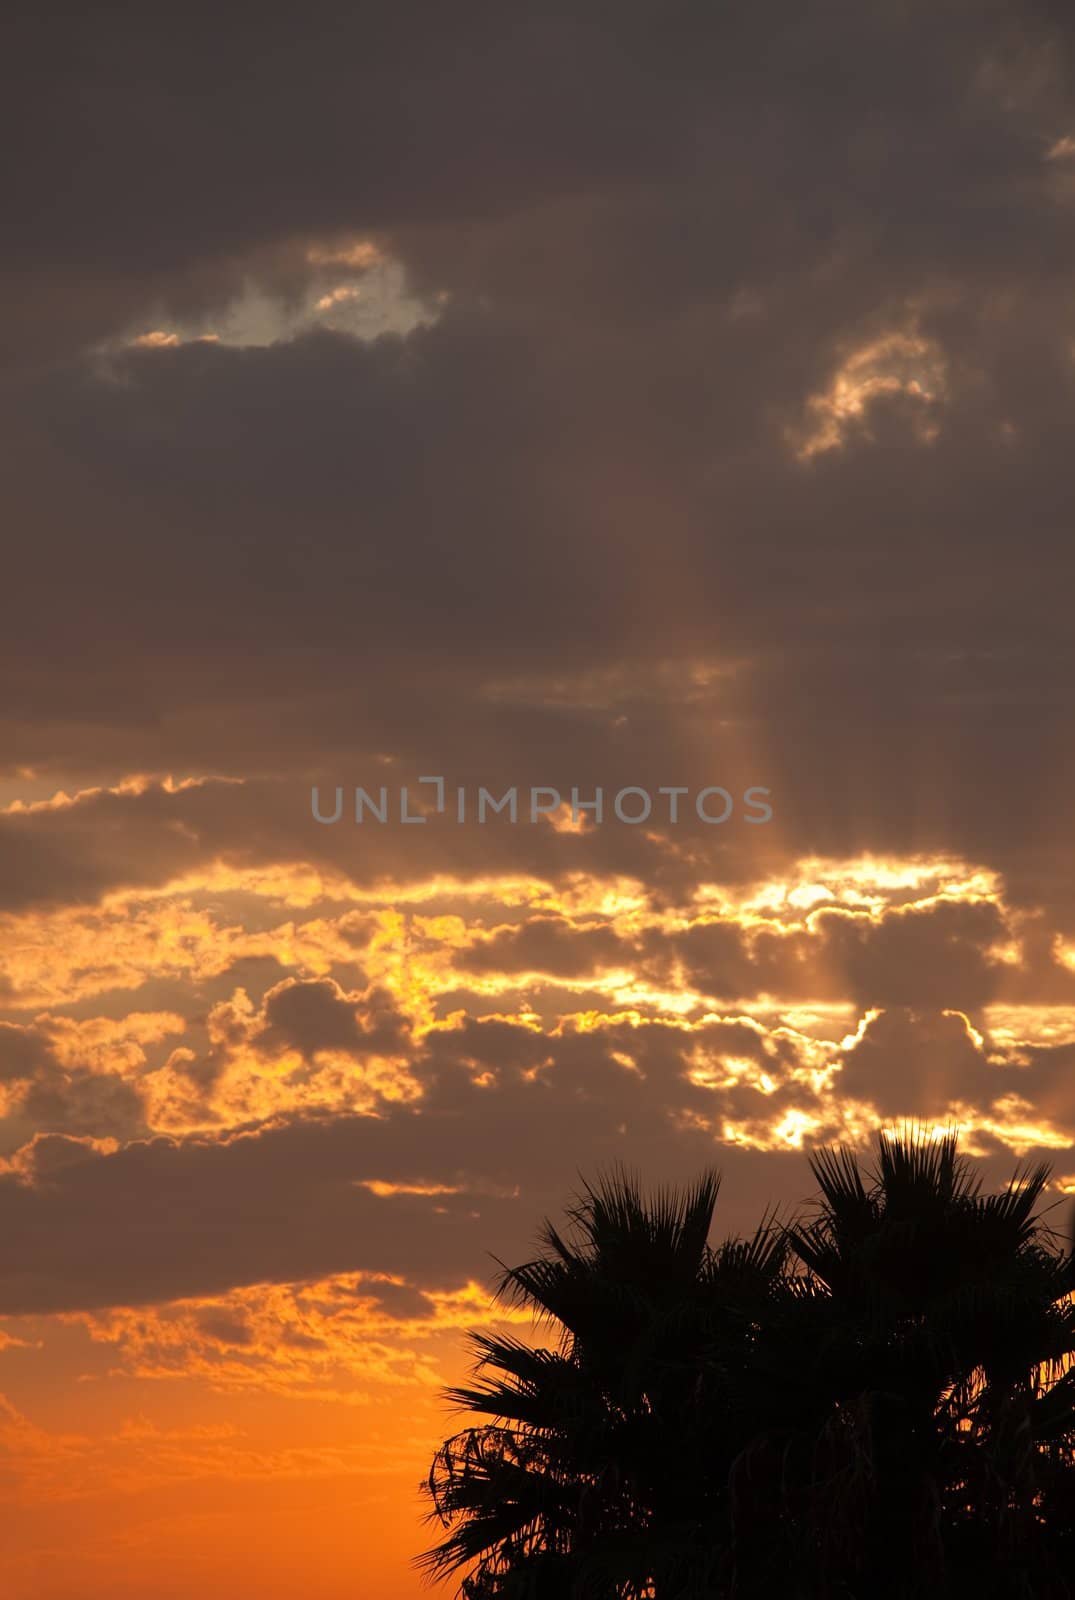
[420,1133,1075,1599]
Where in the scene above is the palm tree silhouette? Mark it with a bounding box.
[420,1136,1075,1599]
[759,1135,1075,1597]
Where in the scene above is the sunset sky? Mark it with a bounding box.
[4,4,1075,1595]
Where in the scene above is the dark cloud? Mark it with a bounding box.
[836,1006,992,1119]
[17,1070,144,1145]
[459,917,633,980]
[0,4,1073,866]
[0,1023,53,1084]
[809,900,1012,1013]
[0,1021,147,1154]
[256,977,409,1059]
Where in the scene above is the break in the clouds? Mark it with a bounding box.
[3,4,1075,1596]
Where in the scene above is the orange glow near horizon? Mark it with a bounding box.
[1,827,1073,1595]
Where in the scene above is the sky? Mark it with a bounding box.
[3,2,1075,1594]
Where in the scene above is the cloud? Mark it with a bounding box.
[0,1023,54,1085]
[0,983,1069,1317]
[0,4,1071,919]
[67,1271,533,1401]
[255,977,409,1060]
[3,5,1075,1498]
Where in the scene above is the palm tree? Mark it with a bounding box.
[419,1169,789,1598]
[772,1133,1075,1599]
[419,1138,1075,1599]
